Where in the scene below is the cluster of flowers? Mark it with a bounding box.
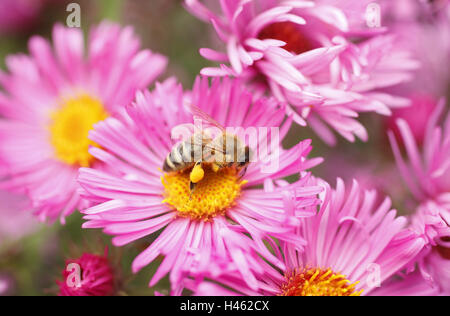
[0,0,449,296]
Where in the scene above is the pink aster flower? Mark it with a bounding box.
[405,201,450,293]
[389,98,450,293]
[78,76,323,293]
[184,0,418,145]
[0,0,45,33]
[187,178,425,296]
[385,93,438,145]
[0,22,167,223]
[0,273,15,296]
[388,99,450,242]
[0,189,38,245]
[57,250,115,296]
[383,0,450,98]
[370,270,441,296]
[413,243,450,294]
[383,0,449,23]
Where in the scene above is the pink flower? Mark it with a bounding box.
[380,230,449,296]
[0,189,38,244]
[386,94,438,145]
[416,244,450,294]
[0,22,167,223]
[383,1,450,98]
[383,0,449,22]
[406,202,450,294]
[78,77,323,293]
[0,273,15,296]
[370,270,441,296]
[412,201,450,247]
[187,178,425,296]
[389,98,450,294]
[389,99,450,242]
[184,0,417,145]
[0,0,44,33]
[57,250,115,296]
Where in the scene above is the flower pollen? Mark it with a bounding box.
[49,94,108,167]
[162,164,246,221]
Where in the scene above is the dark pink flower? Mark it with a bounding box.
[58,251,115,296]
[187,179,425,296]
[0,0,44,33]
[185,0,418,145]
[78,77,323,293]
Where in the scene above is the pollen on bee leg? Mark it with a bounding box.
[190,164,205,183]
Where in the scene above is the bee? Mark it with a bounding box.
[163,104,251,195]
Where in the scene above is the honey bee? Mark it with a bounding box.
[163,105,251,195]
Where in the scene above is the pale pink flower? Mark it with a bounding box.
[0,189,38,245]
[78,77,323,293]
[187,179,425,296]
[0,22,167,223]
[382,0,449,23]
[383,1,450,98]
[0,274,15,296]
[370,270,441,296]
[406,201,450,294]
[389,98,450,293]
[389,99,450,242]
[386,94,438,145]
[184,0,417,145]
[415,244,450,294]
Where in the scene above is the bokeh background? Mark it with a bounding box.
[0,0,447,295]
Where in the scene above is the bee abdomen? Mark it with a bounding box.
[163,141,194,172]
[162,156,176,172]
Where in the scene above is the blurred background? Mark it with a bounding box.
[0,0,448,295]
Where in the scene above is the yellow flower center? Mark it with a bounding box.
[279,268,363,296]
[49,94,108,167]
[161,164,246,221]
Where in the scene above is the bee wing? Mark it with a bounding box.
[193,134,226,154]
[189,132,212,147]
[186,133,225,155]
[187,103,226,132]
[203,142,226,154]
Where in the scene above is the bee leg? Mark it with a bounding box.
[189,161,204,200]
[238,165,248,180]
[189,181,196,200]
